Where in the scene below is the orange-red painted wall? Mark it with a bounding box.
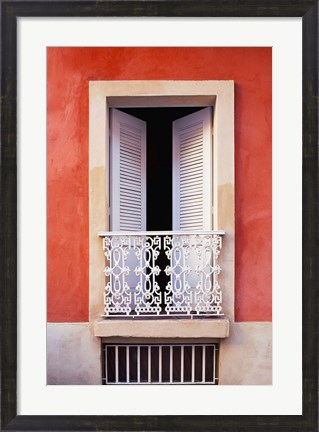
[47,47,272,322]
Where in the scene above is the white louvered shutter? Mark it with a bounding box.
[110,109,146,231]
[172,107,213,230]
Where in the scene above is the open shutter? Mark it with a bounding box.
[172,107,213,230]
[110,109,146,231]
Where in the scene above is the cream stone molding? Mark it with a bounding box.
[94,318,230,339]
[89,80,235,324]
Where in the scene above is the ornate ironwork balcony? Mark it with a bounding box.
[98,231,225,318]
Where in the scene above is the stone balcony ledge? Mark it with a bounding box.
[94,317,229,339]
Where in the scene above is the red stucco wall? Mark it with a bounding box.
[47,47,272,322]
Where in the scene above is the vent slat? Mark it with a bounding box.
[180,164,203,175]
[119,144,141,155]
[180,168,203,177]
[119,179,141,188]
[179,122,202,135]
[120,129,142,138]
[180,141,203,151]
[119,134,142,145]
[180,142,203,153]
[120,172,142,182]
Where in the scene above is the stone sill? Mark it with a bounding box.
[94,317,229,339]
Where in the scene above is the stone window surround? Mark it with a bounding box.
[89,80,234,339]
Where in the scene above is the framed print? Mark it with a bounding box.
[1,1,318,431]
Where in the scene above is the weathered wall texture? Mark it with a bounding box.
[219,322,272,384]
[47,47,272,323]
[47,323,101,384]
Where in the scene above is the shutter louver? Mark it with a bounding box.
[110,109,146,231]
[173,107,212,231]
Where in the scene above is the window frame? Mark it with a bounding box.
[89,80,234,323]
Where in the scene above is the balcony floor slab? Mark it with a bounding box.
[94,317,229,339]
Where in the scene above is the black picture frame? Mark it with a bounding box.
[1,1,318,431]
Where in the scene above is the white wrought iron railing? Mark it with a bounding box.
[98,230,225,318]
